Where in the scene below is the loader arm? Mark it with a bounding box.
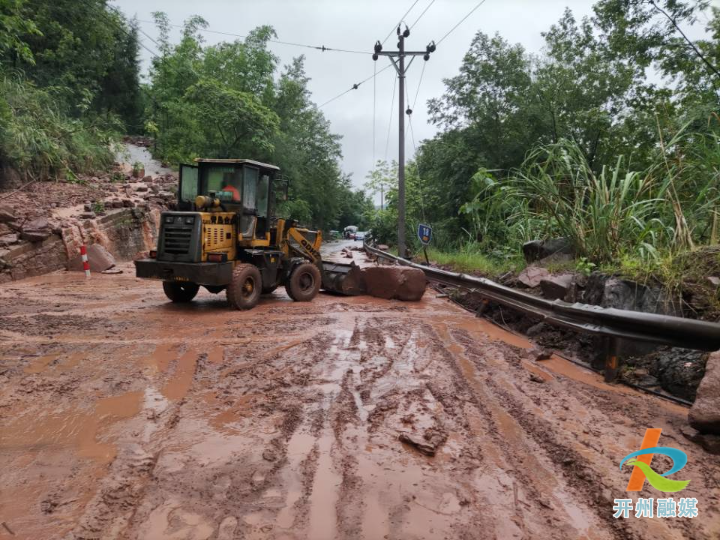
[287,227,323,264]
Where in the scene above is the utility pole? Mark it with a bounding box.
[373,28,435,258]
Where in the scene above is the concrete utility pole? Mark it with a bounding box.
[373,27,435,258]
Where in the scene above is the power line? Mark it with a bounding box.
[373,61,377,166]
[410,0,436,29]
[318,64,393,108]
[381,0,422,44]
[384,74,398,161]
[647,0,720,81]
[411,61,426,111]
[138,19,369,55]
[437,0,489,45]
[407,116,427,222]
[99,7,161,58]
[137,26,161,49]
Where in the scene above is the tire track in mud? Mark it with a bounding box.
[448,326,720,540]
[4,264,720,539]
[65,346,206,539]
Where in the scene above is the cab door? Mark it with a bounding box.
[179,164,199,210]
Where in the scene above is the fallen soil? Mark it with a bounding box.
[1,252,720,539]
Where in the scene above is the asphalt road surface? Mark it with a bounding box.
[1,246,719,540]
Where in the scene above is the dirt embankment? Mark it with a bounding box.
[0,155,177,283]
[1,255,719,539]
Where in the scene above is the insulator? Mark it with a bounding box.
[372,53,379,61]
[403,25,410,38]
[374,41,382,54]
[424,53,430,61]
[406,107,413,115]
[427,41,436,53]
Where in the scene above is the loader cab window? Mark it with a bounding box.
[243,166,259,212]
[180,165,199,203]
[257,174,269,218]
[205,166,242,203]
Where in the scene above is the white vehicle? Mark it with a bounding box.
[355,231,366,241]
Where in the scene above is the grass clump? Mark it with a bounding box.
[426,244,525,277]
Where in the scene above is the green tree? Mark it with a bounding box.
[185,79,279,159]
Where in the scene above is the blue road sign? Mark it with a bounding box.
[418,224,432,246]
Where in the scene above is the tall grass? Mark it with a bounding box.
[456,119,720,271]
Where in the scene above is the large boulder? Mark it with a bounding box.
[20,217,51,243]
[67,244,116,273]
[689,351,720,434]
[540,274,574,301]
[522,238,574,263]
[363,266,426,301]
[517,266,550,289]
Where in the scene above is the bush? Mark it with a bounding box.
[0,75,120,181]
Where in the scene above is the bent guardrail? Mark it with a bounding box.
[364,242,720,382]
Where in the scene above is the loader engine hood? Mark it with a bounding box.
[157,212,203,263]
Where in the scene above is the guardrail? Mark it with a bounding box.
[364,242,720,382]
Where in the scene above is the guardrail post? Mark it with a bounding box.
[604,336,621,383]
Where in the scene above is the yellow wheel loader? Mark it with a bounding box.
[134,159,362,310]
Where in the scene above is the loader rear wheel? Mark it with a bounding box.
[286,263,321,302]
[227,264,262,310]
[163,281,199,303]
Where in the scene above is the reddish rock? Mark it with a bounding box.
[517,266,550,288]
[0,233,18,246]
[689,351,720,434]
[363,266,426,301]
[67,244,116,272]
[20,217,51,243]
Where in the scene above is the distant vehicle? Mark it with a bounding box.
[343,225,358,239]
[355,231,365,241]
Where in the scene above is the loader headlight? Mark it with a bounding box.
[185,216,195,224]
[165,216,175,224]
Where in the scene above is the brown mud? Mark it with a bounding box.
[1,251,719,539]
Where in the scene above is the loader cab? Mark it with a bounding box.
[178,159,281,240]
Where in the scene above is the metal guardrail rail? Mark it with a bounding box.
[364,242,720,382]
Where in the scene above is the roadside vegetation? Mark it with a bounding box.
[0,0,140,180]
[0,1,372,231]
[367,0,720,285]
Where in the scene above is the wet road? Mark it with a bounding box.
[1,249,719,540]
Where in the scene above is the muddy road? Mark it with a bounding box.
[1,249,719,540]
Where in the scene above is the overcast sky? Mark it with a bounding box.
[112,0,713,195]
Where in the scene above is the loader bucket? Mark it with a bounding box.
[322,262,365,296]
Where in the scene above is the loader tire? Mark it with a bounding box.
[163,281,199,303]
[286,263,321,302]
[227,264,262,310]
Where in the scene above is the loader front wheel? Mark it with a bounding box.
[163,281,199,303]
[286,263,321,302]
[227,264,262,310]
